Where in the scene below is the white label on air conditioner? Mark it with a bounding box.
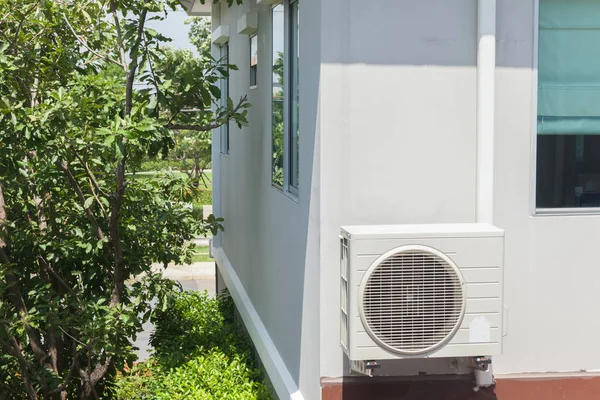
[469,316,491,343]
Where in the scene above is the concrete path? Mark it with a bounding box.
[151,261,216,281]
[192,237,210,247]
[135,261,216,360]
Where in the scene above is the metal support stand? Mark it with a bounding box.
[472,356,494,389]
[349,360,380,378]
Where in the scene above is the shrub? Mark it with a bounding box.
[196,188,212,206]
[137,159,212,173]
[112,292,271,400]
[139,159,181,172]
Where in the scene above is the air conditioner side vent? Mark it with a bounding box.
[340,237,349,352]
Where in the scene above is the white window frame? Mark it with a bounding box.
[286,0,299,196]
[531,0,600,216]
[250,34,258,88]
[220,42,230,155]
[271,0,299,198]
[271,2,285,190]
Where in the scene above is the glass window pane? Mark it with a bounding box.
[536,0,600,208]
[289,0,299,190]
[220,44,229,154]
[272,4,284,187]
[537,135,600,208]
[250,35,258,87]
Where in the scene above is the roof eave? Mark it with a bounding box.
[181,0,212,16]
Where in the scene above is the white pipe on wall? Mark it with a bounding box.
[475,0,496,388]
[476,0,496,225]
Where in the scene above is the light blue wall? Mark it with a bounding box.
[319,0,478,378]
[213,0,600,397]
[495,0,600,375]
[212,0,322,398]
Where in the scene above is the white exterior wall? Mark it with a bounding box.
[495,0,600,375]
[319,0,479,378]
[210,0,600,397]
[320,0,600,381]
[211,1,321,399]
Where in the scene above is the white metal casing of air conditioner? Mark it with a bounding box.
[340,223,505,361]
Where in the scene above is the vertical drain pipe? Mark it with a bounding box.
[475,0,496,389]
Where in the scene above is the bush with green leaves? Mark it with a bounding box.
[138,158,185,172]
[196,188,213,206]
[112,291,271,400]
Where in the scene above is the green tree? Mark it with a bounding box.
[172,130,212,184]
[151,47,213,185]
[186,16,211,56]
[0,0,244,398]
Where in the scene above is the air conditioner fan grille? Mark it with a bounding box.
[361,248,465,355]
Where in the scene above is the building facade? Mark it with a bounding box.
[185,0,600,399]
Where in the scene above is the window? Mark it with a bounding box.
[288,0,299,193]
[271,4,284,187]
[250,35,258,87]
[220,43,229,154]
[536,0,600,209]
[271,1,299,193]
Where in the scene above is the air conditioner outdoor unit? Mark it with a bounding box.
[340,223,504,363]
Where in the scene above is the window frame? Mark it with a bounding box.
[286,0,299,196]
[531,0,600,216]
[220,42,230,155]
[250,34,258,88]
[270,0,299,198]
[271,2,285,190]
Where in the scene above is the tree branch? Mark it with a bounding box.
[125,9,147,115]
[167,95,248,132]
[0,328,39,400]
[38,256,81,302]
[71,149,108,214]
[48,341,81,396]
[108,9,148,307]
[55,161,106,242]
[12,1,40,55]
[15,77,32,108]
[143,35,161,117]
[72,148,109,198]
[62,14,123,67]
[0,182,46,365]
[109,0,127,70]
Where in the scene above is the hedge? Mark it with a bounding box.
[137,159,212,173]
[112,291,271,400]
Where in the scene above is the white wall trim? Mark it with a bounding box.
[238,12,258,35]
[213,247,306,400]
[212,25,231,45]
[497,371,600,379]
[530,0,540,216]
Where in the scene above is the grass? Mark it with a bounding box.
[128,171,212,189]
[191,246,212,263]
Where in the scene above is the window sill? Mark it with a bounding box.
[534,207,600,216]
[284,190,299,204]
[271,184,299,203]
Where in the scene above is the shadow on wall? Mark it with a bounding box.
[322,0,532,69]
[312,0,543,393]
[321,377,498,400]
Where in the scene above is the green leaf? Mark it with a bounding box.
[209,85,221,99]
[84,197,94,209]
